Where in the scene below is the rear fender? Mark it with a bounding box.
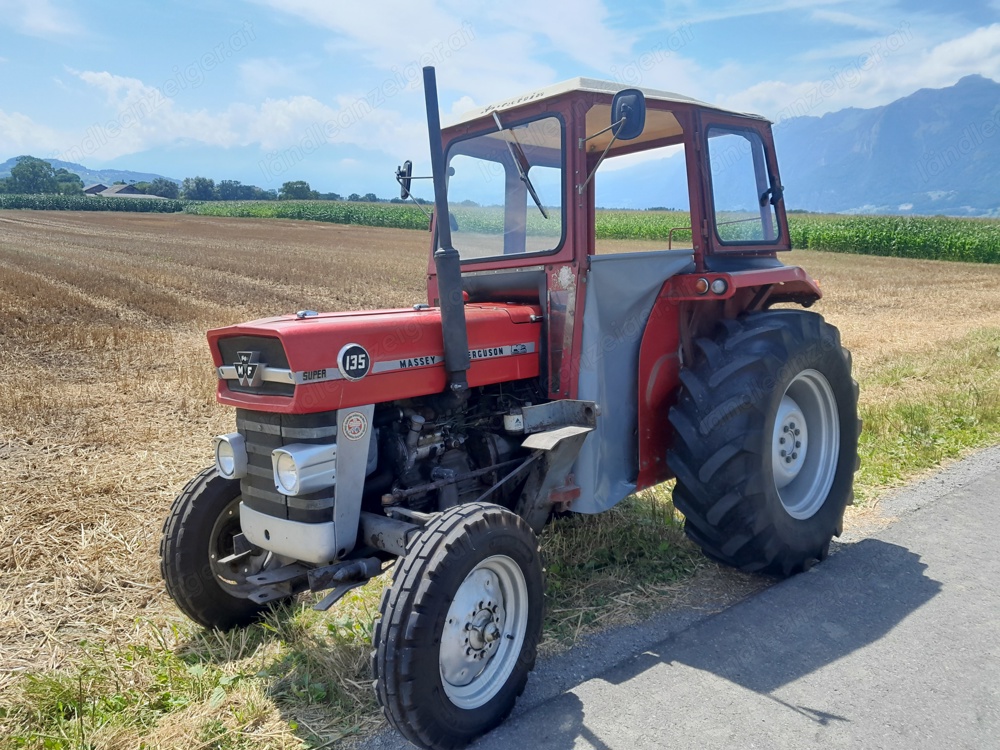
[636,265,821,489]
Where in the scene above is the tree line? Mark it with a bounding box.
[0,156,426,204]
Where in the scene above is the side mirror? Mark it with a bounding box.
[611,89,646,141]
[397,160,413,199]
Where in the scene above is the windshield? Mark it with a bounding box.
[445,115,564,260]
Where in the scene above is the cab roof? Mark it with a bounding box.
[450,77,767,127]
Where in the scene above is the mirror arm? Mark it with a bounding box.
[576,131,621,195]
[395,172,433,218]
[578,116,626,149]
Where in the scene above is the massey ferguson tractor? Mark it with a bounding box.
[160,68,860,749]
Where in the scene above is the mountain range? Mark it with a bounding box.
[775,74,1000,216]
[2,75,997,216]
[0,158,179,188]
[594,75,1000,217]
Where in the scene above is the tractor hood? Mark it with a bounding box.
[208,304,542,414]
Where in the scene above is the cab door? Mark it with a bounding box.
[698,114,790,256]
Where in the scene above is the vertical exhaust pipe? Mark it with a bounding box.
[423,66,470,394]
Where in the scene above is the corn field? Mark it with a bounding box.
[788,214,1000,263]
[184,202,1000,263]
[187,199,430,229]
[4,196,998,262]
[0,194,186,212]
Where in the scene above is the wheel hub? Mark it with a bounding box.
[772,395,809,489]
[209,498,270,595]
[771,369,840,521]
[440,568,508,687]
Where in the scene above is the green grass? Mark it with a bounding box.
[541,489,704,640]
[854,328,1000,501]
[0,493,699,749]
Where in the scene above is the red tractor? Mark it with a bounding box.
[161,68,860,749]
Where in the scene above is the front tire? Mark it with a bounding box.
[372,503,544,750]
[160,468,274,629]
[668,310,861,577]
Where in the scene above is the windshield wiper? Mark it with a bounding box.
[492,112,548,219]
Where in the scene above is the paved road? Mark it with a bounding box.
[363,446,1000,750]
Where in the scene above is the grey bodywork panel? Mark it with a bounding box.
[517,426,594,533]
[572,250,695,514]
[334,404,376,557]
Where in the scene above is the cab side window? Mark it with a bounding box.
[707,128,779,244]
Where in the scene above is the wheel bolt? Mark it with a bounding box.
[780,450,786,457]
[783,425,789,433]
[795,441,801,448]
[792,452,798,459]
[794,429,801,436]
[779,437,786,445]
[786,457,792,463]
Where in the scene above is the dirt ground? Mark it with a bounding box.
[3,210,1000,682]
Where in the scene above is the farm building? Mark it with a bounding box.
[86,183,167,199]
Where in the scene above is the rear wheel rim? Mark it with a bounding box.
[439,554,529,709]
[772,369,840,520]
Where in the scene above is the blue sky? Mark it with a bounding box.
[1,0,998,195]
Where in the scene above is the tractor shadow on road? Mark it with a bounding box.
[473,538,941,748]
[593,538,942,716]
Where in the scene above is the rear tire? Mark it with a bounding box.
[668,310,860,577]
[372,502,544,750]
[160,468,273,629]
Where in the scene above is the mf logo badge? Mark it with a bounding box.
[338,343,371,381]
[234,351,263,387]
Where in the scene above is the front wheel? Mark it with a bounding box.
[668,310,861,577]
[160,468,276,629]
[372,503,544,750]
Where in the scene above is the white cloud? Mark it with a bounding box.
[0,0,84,38]
[46,69,432,165]
[810,9,888,32]
[658,0,845,30]
[448,96,478,117]
[717,23,1000,120]
[252,0,642,104]
[0,109,66,155]
[238,57,311,96]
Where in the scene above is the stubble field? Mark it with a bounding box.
[2,211,999,748]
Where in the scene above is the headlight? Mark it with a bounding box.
[213,433,247,479]
[271,442,337,496]
[274,452,299,495]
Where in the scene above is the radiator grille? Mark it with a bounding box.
[236,409,338,524]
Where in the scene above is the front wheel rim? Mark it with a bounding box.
[439,555,529,709]
[772,369,840,520]
[208,497,270,596]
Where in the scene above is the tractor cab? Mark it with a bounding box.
[415,79,822,506]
